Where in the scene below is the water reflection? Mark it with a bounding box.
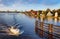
[0,13,17,26]
[35,17,60,39]
[23,13,60,39]
[35,21,54,39]
[54,18,58,25]
[0,13,60,39]
[24,13,60,25]
[0,13,42,39]
[47,17,53,24]
[40,17,44,22]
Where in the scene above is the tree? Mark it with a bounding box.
[52,9,56,16]
[57,9,60,16]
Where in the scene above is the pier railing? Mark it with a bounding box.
[35,21,60,39]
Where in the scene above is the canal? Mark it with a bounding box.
[0,13,60,39]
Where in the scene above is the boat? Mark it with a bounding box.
[0,24,24,36]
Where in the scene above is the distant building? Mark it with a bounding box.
[55,12,58,18]
[30,10,37,15]
[47,12,53,17]
[40,11,45,17]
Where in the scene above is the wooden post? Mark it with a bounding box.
[39,22,44,37]
[35,20,38,33]
[39,30,44,38]
[40,22,44,30]
[48,24,53,34]
[48,34,53,39]
[48,24,53,39]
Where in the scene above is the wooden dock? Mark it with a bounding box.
[35,21,60,39]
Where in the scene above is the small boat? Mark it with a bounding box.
[0,24,24,36]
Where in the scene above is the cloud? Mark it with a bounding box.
[18,0,60,5]
[0,4,4,6]
[0,0,60,6]
[0,0,2,3]
[0,0,5,7]
[0,0,17,6]
[0,0,60,11]
[0,0,2,1]
[42,0,60,5]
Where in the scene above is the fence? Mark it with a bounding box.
[35,20,60,39]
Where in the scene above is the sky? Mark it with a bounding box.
[0,0,60,11]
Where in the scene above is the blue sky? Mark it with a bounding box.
[0,0,60,11]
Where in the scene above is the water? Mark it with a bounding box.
[0,13,60,39]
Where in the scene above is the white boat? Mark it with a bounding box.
[0,24,24,36]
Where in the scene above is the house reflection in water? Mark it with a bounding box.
[23,12,60,39]
[35,17,54,39]
[54,18,58,25]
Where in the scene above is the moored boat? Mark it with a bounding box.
[0,24,24,36]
